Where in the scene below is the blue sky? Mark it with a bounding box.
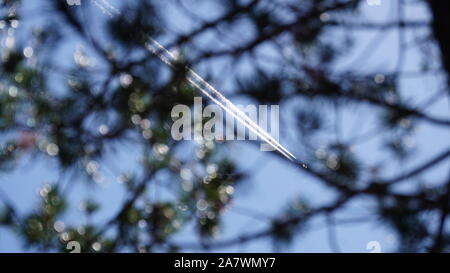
[1,0,449,252]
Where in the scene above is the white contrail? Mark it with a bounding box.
[98,0,120,15]
[146,38,296,162]
[88,0,298,162]
[90,0,115,17]
[187,78,296,162]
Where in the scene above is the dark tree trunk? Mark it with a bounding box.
[427,0,450,86]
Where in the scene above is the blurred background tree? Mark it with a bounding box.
[0,0,449,253]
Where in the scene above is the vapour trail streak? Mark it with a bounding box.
[145,41,295,160]
[147,38,297,161]
[90,0,115,17]
[90,0,297,162]
[187,79,296,162]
